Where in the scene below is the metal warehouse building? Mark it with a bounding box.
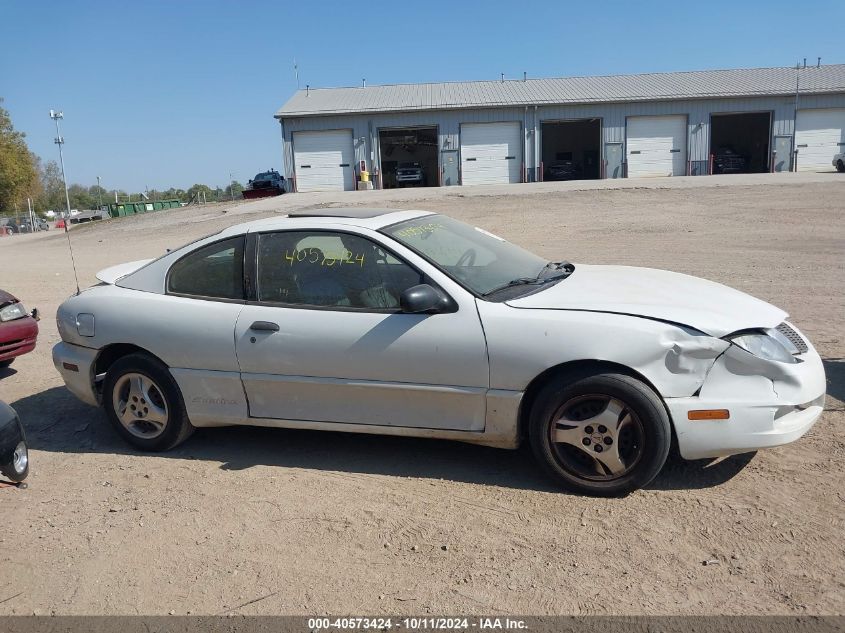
[274,64,845,192]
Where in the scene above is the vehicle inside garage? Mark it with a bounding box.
[541,119,601,180]
[709,112,771,173]
[378,127,438,188]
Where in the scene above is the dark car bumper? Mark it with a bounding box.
[0,402,26,470]
[0,316,39,362]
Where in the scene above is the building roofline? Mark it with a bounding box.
[283,63,837,93]
[274,63,845,119]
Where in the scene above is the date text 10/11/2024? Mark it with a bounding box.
[307,617,528,630]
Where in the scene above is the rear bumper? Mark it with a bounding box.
[52,341,99,406]
[0,316,39,362]
[667,338,826,460]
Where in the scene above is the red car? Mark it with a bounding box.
[0,290,39,368]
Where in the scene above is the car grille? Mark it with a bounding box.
[776,322,808,354]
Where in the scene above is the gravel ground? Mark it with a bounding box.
[0,174,843,616]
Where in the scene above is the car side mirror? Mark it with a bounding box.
[400,284,446,314]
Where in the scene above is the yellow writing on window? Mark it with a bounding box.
[283,248,365,267]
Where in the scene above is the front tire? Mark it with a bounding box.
[0,359,13,369]
[529,372,671,496]
[1,440,29,483]
[102,353,194,451]
[837,160,845,173]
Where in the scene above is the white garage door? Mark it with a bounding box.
[796,109,845,172]
[626,115,687,178]
[460,122,522,185]
[293,130,355,192]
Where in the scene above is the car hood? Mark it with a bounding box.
[505,264,786,337]
[0,289,17,306]
[96,259,154,284]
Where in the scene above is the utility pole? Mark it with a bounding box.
[50,110,73,225]
[229,172,236,201]
[49,109,80,294]
[97,176,103,210]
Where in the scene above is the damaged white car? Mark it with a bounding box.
[53,209,826,496]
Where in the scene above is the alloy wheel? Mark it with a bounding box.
[548,394,645,481]
[112,373,169,439]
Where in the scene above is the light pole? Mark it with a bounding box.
[50,110,73,226]
[96,176,103,210]
[50,109,80,294]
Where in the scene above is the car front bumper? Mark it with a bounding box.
[52,341,99,406]
[0,316,39,362]
[666,335,826,460]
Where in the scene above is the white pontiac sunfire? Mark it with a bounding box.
[53,209,826,496]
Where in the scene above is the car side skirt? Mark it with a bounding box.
[172,366,522,449]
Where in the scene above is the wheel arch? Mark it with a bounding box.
[93,344,170,397]
[517,359,676,443]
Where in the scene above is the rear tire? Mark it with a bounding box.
[837,160,845,173]
[102,353,193,451]
[529,372,671,496]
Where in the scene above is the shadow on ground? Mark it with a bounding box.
[0,366,17,379]
[822,359,844,405]
[10,385,765,494]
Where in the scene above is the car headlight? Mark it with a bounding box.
[728,330,798,364]
[0,302,27,322]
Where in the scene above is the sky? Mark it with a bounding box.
[1,0,843,193]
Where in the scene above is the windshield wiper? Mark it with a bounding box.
[481,277,544,297]
[482,262,575,297]
[540,260,573,275]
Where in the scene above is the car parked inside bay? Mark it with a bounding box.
[53,209,826,495]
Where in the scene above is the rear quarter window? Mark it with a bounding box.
[167,236,245,300]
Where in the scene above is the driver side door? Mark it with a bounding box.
[234,229,489,431]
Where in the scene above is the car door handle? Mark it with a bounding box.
[249,321,280,332]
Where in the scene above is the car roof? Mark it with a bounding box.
[220,208,434,235]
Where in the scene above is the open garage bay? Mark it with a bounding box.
[710,112,772,174]
[541,119,601,182]
[378,127,439,188]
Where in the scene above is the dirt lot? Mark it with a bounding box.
[1,175,843,615]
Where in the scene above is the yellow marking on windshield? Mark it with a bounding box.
[395,223,445,239]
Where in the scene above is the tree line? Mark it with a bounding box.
[0,98,244,217]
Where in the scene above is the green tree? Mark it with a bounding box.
[88,184,108,209]
[36,159,66,212]
[67,184,94,210]
[225,181,244,199]
[161,187,187,202]
[0,98,39,213]
[187,183,213,203]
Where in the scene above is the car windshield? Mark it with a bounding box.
[382,214,553,296]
